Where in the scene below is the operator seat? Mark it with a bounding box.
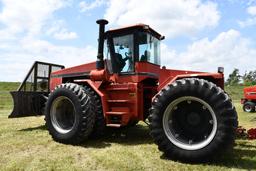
[114,53,126,72]
[140,50,150,62]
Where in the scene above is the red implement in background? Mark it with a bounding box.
[248,128,256,140]
[236,126,256,140]
[241,85,256,112]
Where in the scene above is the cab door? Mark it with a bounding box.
[105,34,135,75]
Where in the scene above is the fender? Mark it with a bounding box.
[155,71,224,99]
[158,71,224,91]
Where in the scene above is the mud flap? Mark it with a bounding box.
[9,91,48,118]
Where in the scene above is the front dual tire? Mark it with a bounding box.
[45,83,95,144]
[149,78,238,162]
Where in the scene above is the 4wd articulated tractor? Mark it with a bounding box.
[10,19,238,162]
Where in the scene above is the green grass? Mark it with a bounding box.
[0,82,20,91]
[0,83,256,170]
[225,85,245,101]
[0,82,20,111]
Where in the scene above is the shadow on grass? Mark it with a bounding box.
[211,147,256,170]
[19,125,47,131]
[161,141,256,170]
[18,124,256,169]
[82,124,153,148]
[19,123,153,148]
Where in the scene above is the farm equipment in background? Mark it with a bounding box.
[9,19,238,163]
[241,86,256,112]
[236,126,256,140]
[239,86,256,139]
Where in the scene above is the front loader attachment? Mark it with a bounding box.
[9,61,64,118]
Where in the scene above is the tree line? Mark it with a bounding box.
[226,68,256,86]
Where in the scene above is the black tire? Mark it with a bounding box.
[83,86,105,137]
[243,101,255,113]
[45,83,95,144]
[149,78,238,162]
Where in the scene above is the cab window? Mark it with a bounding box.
[104,39,113,73]
[138,33,160,65]
[113,34,134,73]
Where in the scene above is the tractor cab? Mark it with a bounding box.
[103,24,164,74]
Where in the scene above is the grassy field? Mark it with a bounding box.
[0,82,20,112]
[225,85,245,102]
[0,82,256,171]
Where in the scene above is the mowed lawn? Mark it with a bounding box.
[0,82,256,171]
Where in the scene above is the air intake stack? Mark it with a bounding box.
[96,19,108,70]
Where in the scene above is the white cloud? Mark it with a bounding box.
[238,5,256,27]
[46,20,78,40]
[0,0,77,40]
[0,38,97,82]
[53,30,78,40]
[0,0,93,82]
[104,0,220,38]
[161,29,256,78]
[0,0,70,37]
[238,18,256,27]
[19,38,96,65]
[79,0,105,12]
[247,5,256,15]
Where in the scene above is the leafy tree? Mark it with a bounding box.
[242,70,256,86]
[226,68,241,86]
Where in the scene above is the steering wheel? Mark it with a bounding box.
[125,52,132,59]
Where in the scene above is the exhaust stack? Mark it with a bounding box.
[96,19,108,69]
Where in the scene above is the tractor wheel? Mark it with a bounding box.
[83,86,105,137]
[149,78,238,162]
[243,102,255,113]
[45,83,95,144]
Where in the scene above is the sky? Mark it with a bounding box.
[0,0,256,82]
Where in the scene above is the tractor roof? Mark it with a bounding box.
[105,24,164,40]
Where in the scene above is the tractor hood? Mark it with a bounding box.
[51,61,97,78]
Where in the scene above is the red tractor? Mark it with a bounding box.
[10,19,238,162]
[241,85,256,112]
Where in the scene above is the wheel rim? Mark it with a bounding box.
[50,96,76,134]
[244,105,252,112]
[162,96,217,151]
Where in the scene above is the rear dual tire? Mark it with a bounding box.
[149,78,238,162]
